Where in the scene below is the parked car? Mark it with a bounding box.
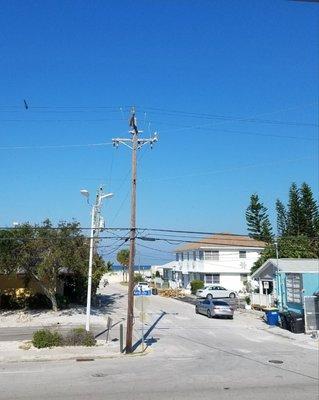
[195,299,234,319]
[196,285,237,299]
[134,282,151,292]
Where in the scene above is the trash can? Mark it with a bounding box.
[264,309,279,326]
[289,312,305,334]
[279,312,290,330]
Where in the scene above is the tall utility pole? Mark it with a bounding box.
[112,107,158,353]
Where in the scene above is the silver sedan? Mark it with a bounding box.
[195,299,234,319]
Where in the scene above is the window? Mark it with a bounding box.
[205,274,213,284]
[187,252,190,261]
[198,250,204,260]
[176,253,179,261]
[212,274,220,284]
[193,251,196,261]
[286,273,302,304]
[239,250,246,259]
[181,253,184,261]
[204,250,219,261]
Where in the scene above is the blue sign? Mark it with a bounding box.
[134,289,152,296]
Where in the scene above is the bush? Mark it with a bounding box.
[190,280,204,294]
[245,296,251,305]
[155,271,161,277]
[133,273,144,283]
[63,327,96,347]
[32,329,63,348]
[26,293,52,309]
[55,294,69,309]
[0,293,25,310]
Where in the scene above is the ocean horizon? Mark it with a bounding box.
[111,265,151,272]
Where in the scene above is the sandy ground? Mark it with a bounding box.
[0,274,127,328]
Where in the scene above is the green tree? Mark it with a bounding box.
[251,235,318,275]
[246,194,273,242]
[0,220,106,310]
[116,249,130,282]
[276,199,288,236]
[300,182,319,237]
[287,183,302,236]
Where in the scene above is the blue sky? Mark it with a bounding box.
[0,0,318,264]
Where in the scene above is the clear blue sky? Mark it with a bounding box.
[0,0,318,264]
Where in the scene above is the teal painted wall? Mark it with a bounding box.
[277,272,319,314]
[302,273,319,296]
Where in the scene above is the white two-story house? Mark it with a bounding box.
[161,233,266,291]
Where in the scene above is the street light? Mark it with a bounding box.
[80,187,114,331]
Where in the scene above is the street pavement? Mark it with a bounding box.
[0,282,318,400]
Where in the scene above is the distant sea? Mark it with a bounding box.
[111,265,151,272]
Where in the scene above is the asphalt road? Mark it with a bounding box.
[0,283,318,400]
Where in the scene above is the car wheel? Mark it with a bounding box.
[229,292,236,299]
[195,306,199,314]
[207,309,212,318]
[206,294,213,300]
[229,316,234,320]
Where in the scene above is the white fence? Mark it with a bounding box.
[251,293,273,308]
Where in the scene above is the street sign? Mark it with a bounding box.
[133,289,152,296]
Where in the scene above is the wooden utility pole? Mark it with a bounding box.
[112,107,158,353]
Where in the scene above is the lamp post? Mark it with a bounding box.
[80,187,113,331]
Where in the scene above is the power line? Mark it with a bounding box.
[0,142,113,150]
[140,156,316,183]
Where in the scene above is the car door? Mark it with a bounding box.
[202,299,210,313]
[211,286,220,298]
[197,300,205,313]
[218,286,228,298]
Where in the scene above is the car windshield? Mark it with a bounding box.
[212,301,229,306]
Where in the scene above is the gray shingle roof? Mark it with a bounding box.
[251,258,319,279]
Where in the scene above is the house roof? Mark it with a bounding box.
[175,233,266,252]
[251,258,319,279]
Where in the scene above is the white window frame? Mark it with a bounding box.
[204,250,219,261]
[239,250,246,259]
[212,274,220,284]
[286,273,302,304]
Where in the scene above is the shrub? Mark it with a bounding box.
[190,280,204,294]
[55,294,69,309]
[26,293,51,309]
[0,293,25,310]
[133,273,144,283]
[245,296,251,305]
[32,329,63,348]
[63,327,96,347]
[155,271,161,277]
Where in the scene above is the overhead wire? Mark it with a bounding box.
[0,142,113,150]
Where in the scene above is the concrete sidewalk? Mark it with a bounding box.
[0,339,148,363]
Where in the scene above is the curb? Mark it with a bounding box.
[0,346,151,364]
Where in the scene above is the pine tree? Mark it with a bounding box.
[287,183,302,236]
[300,182,319,237]
[260,219,273,243]
[246,194,273,242]
[276,199,288,236]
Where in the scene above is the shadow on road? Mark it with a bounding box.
[131,311,167,352]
